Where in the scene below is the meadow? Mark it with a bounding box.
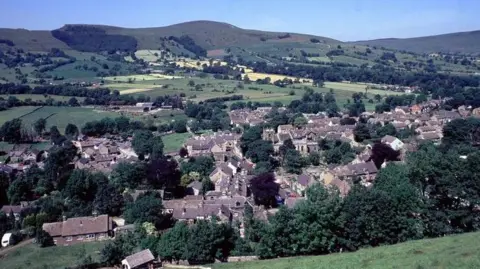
[0,241,105,269]
[104,75,400,111]
[0,106,117,132]
[0,94,85,102]
[162,132,192,153]
[213,231,480,269]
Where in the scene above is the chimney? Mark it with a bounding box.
[182,208,186,215]
[92,211,98,218]
[63,215,67,222]
[80,221,83,227]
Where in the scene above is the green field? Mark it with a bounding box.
[162,132,191,153]
[103,77,400,111]
[0,94,85,102]
[0,106,117,132]
[214,232,480,269]
[0,241,105,269]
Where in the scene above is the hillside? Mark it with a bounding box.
[353,30,480,54]
[214,232,480,269]
[0,20,338,52]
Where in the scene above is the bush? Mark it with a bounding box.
[36,230,54,247]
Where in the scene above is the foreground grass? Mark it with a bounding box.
[214,232,480,269]
[0,241,105,269]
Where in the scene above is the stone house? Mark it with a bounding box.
[42,214,114,246]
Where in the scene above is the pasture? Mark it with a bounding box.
[214,231,480,269]
[243,72,313,83]
[0,241,105,269]
[0,94,85,102]
[162,132,191,153]
[0,106,117,132]
[103,76,401,111]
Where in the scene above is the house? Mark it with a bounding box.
[292,174,315,195]
[0,202,31,221]
[209,163,235,183]
[187,181,202,195]
[381,135,404,151]
[322,161,378,186]
[42,214,114,246]
[121,249,155,269]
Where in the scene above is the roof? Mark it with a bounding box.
[123,249,155,268]
[333,161,378,177]
[285,197,305,208]
[187,180,203,190]
[381,135,399,144]
[297,174,311,187]
[1,205,25,214]
[42,215,112,237]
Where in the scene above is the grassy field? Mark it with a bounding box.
[0,241,105,269]
[0,106,117,132]
[162,132,191,153]
[0,94,85,102]
[103,77,401,111]
[214,232,480,269]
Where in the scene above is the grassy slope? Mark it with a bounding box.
[214,232,480,269]
[0,242,105,269]
[352,30,480,54]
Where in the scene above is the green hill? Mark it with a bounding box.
[353,30,480,54]
[214,232,480,269]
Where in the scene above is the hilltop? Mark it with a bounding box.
[353,30,480,54]
[0,20,338,52]
[214,231,480,269]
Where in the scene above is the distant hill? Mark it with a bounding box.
[353,30,480,54]
[0,20,338,53]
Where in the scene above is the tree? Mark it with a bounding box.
[49,126,65,145]
[151,136,164,159]
[65,123,79,140]
[173,120,187,133]
[376,123,397,137]
[68,97,80,107]
[185,220,235,264]
[250,173,279,208]
[284,149,303,174]
[36,230,54,248]
[245,140,274,163]
[309,151,321,166]
[293,116,307,128]
[180,156,215,178]
[110,162,146,190]
[124,191,170,229]
[157,222,190,263]
[353,123,371,142]
[369,142,401,168]
[179,147,188,158]
[34,118,46,136]
[0,118,22,143]
[101,232,136,266]
[201,179,215,195]
[94,183,124,216]
[132,130,154,157]
[147,158,181,189]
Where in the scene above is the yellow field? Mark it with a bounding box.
[104,74,182,82]
[118,88,156,95]
[242,72,312,83]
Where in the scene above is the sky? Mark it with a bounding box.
[1,0,480,41]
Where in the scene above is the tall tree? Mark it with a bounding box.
[0,118,23,143]
[157,222,190,263]
[34,118,46,136]
[124,191,170,229]
[250,173,279,208]
[65,123,79,140]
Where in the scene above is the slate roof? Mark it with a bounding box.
[123,249,155,268]
[42,215,112,237]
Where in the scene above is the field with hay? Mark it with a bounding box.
[214,231,480,269]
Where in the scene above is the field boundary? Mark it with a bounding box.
[18,106,44,119]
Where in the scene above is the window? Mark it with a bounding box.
[77,236,84,241]
[66,236,72,242]
[86,234,95,239]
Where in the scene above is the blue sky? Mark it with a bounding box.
[1,0,479,41]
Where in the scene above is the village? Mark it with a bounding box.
[0,95,475,264]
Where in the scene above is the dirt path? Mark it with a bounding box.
[0,239,33,257]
